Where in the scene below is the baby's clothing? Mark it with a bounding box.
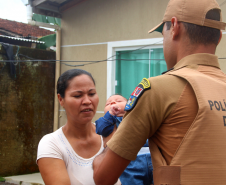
[95,112,153,185]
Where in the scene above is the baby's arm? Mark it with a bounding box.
[96,104,123,147]
[102,104,122,146]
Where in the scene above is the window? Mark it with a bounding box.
[107,38,164,99]
[115,48,166,99]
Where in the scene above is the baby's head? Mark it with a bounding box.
[104,94,127,117]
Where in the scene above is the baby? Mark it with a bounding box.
[96,94,126,146]
[95,94,153,185]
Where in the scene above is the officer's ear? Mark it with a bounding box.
[217,31,222,45]
[171,17,180,40]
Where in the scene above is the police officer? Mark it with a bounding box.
[93,0,226,184]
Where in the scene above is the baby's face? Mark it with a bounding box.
[104,95,127,116]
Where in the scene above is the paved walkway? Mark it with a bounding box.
[4,173,44,185]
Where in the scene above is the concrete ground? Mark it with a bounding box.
[4,173,44,185]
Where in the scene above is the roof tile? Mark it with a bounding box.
[0,18,55,37]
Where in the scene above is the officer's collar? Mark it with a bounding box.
[162,68,174,74]
[173,53,220,70]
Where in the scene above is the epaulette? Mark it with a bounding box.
[124,78,151,111]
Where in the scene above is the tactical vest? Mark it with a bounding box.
[149,67,226,185]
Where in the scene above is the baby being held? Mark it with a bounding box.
[96,94,127,146]
[95,94,153,185]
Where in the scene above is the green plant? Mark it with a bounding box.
[0,176,5,182]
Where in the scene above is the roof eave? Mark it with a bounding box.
[29,0,85,18]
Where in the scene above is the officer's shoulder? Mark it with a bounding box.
[124,75,187,111]
[149,74,186,89]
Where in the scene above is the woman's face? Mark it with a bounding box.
[58,74,99,124]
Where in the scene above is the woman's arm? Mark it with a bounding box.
[93,147,130,185]
[38,158,71,185]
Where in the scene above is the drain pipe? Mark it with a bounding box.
[26,3,61,131]
[54,29,61,131]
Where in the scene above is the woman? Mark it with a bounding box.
[37,69,119,185]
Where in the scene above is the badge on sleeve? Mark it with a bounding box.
[125,78,151,111]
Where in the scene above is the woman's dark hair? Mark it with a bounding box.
[57,69,95,98]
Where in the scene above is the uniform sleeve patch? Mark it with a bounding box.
[125,78,151,111]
